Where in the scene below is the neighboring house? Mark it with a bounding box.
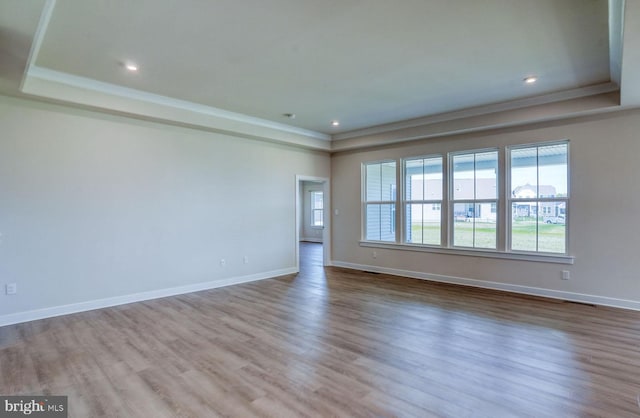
[406,179,565,223]
[512,184,566,218]
[451,178,497,222]
[407,178,497,223]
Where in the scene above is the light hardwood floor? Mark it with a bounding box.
[2,242,640,417]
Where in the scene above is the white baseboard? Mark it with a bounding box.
[331,261,640,311]
[0,268,297,327]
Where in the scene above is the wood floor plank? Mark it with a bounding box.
[2,242,640,417]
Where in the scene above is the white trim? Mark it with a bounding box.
[20,0,329,143]
[332,83,619,141]
[17,1,624,152]
[25,66,329,141]
[295,175,331,269]
[401,154,445,245]
[448,148,500,249]
[310,190,325,228]
[506,140,570,255]
[609,0,624,86]
[359,241,575,264]
[0,268,295,327]
[20,0,56,91]
[331,261,640,311]
[362,160,398,242]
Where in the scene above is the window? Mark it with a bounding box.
[310,191,323,227]
[404,156,443,245]
[364,161,396,241]
[361,141,571,261]
[509,142,568,254]
[451,150,498,249]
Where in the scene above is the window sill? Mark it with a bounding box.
[359,241,574,264]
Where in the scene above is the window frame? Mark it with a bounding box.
[506,140,570,255]
[402,154,444,247]
[362,160,398,242]
[448,148,499,250]
[359,141,573,265]
[310,190,324,228]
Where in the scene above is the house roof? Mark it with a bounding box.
[512,184,557,198]
[409,178,497,200]
[409,178,559,200]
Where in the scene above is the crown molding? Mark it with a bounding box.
[330,91,622,152]
[26,67,329,141]
[332,82,619,142]
[22,66,331,149]
[19,0,330,149]
[17,0,632,153]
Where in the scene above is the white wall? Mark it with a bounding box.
[0,95,330,323]
[331,110,640,308]
[300,181,324,242]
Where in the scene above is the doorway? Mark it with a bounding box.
[295,175,330,272]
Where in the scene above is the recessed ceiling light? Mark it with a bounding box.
[524,76,537,84]
[331,120,340,126]
[125,63,139,72]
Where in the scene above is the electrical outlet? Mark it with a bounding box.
[372,251,377,259]
[562,270,570,280]
[220,259,226,267]
[243,256,249,264]
[5,283,17,295]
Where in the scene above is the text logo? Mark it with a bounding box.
[0,397,67,418]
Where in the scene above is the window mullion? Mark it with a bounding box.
[536,148,539,252]
[442,154,449,247]
[472,154,477,247]
[379,168,383,241]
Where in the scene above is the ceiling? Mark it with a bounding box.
[1,0,639,150]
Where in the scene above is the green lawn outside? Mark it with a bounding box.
[512,219,565,253]
[452,221,496,249]
[409,218,565,253]
[408,222,440,245]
